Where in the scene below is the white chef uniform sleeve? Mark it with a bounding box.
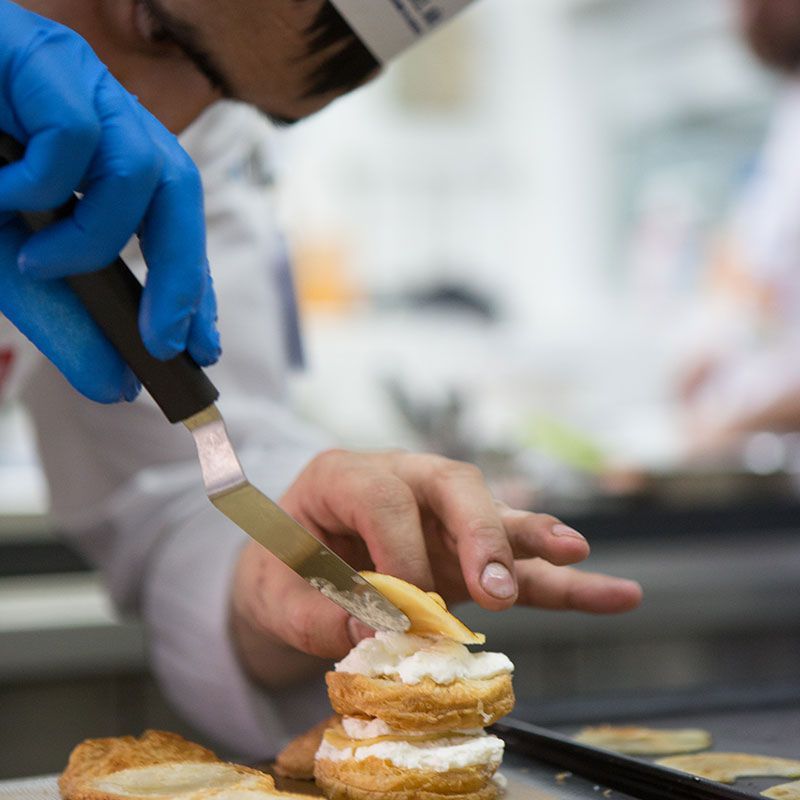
[135,439,336,761]
[24,356,335,760]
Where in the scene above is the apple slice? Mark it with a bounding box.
[360,571,485,645]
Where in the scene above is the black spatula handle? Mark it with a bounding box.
[0,132,219,423]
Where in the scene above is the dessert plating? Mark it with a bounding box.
[316,629,514,799]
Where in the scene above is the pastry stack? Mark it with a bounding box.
[314,574,515,800]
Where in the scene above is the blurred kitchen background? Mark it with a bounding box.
[3,0,800,778]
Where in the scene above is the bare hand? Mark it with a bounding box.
[232,450,642,679]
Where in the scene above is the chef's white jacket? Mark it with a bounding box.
[0,101,333,759]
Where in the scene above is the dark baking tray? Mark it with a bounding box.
[506,683,800,798]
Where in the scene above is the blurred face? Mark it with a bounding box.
[136,0,379,122]
[739,0,800,72]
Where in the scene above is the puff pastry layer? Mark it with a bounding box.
[315,754,499,800]
[326,672,514,733]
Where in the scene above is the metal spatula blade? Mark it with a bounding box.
[184,406,410,632]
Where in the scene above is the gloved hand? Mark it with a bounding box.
[0,0,220,403]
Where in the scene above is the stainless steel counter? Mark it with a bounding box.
[0,574,144,682]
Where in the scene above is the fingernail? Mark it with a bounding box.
[347,617,375,646]
[480,562,516,600]
[552,524,586,541]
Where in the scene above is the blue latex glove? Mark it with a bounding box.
[0,0,220,403]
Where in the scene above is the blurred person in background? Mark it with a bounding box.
[679,0,800,457]
[0,0,642,760]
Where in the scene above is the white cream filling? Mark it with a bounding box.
[335,632,514,685]
[342,717,410,739]
[316,733,504,772]
[341,716,484,740]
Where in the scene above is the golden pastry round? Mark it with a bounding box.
[314,754,499,800]
[326,672,514,732]
[59,730,281,800]
[60,730,220,799]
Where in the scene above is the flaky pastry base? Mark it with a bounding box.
[315,755,499,800]
[59,730,221,799]
[326,672,514,732]
[58,729,301,800]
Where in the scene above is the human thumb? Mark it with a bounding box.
[270,573,365,660]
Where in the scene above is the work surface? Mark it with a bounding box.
[272,761,629,800]
[0,762,627,800]
[5,701,800,800]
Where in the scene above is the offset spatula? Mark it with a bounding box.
[0,133,409,634]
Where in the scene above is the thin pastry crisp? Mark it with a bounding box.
[657,753,800,784]
[574,725,712,755]
[763,780,800,799]
[358,572,485,645]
